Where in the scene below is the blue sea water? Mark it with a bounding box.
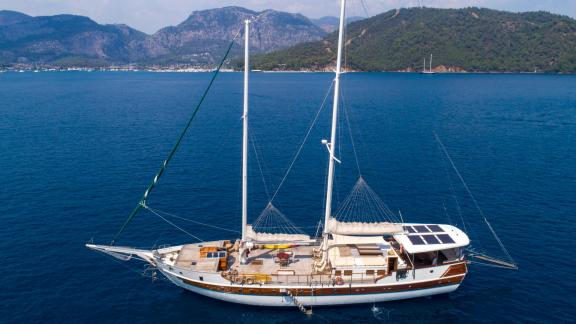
[0,71,575,323]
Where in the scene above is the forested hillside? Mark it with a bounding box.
[253,8,576,72]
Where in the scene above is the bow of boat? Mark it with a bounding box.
[86,243,157,265]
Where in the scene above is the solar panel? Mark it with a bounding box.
[422,235,440,244]
[408,235,426,245]
[404,226,416,233]
[413,225,431,233]
[426,225,443,232]
[437,234,455,244]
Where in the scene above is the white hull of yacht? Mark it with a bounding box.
[157,263,466,307]
[85,0,517,312]
[166,276,460,306]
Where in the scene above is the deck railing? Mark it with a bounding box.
[227,272,394,286]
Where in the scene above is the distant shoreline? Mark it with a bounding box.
[1,68,574,75]
[1,63,573,74]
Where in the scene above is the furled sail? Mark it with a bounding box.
[245,203,312,243]
[245,225,311,242]
[330,233,388,245]
[327,219,403,235]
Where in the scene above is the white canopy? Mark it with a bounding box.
[393,223,470,254]
[327,234,389,268]
[327,219,404,235]
[245,225,311,243]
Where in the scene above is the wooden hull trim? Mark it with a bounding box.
[441,262,468,278]
[163,271,464,306]
[174,274,465,297]
[158,262,467,306]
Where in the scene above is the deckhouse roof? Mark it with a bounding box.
[393,223,470,254]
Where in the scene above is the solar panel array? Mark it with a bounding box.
[402,225,456,245]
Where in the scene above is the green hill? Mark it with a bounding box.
[252,7,576,73]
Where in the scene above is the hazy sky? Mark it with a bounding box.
[1,0,575,34]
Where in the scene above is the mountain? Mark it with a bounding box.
[0,7,326,66]
[312,16,364,32]
[0,12,147,65]
[254,8,576,73]
[142,6,326,65]
[0,10,32,25]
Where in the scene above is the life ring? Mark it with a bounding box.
[335,276,344,286]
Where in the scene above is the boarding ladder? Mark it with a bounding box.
[284,289,312,315]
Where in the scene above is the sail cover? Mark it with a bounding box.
[327,219,403,235]
[245,225,311,243]
[331,233,387,245]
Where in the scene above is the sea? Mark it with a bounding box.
[0,71,574,323]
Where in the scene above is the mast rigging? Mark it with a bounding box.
[242,19,250,241]
[323,0,347,235]
[110,28,242,245]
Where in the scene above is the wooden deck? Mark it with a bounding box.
[230,245,316,276]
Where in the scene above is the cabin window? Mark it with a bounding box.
[414,251,439,267]
[344,270,353,276]
[366,270,375,275]
[335,270,342,276]
[440,248,459,262]
[218,251,227,258]
[199,276,204,281]
[377,270,386,276]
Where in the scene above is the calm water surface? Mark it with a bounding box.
[0,72,575,323]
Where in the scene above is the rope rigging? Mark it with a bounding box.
[334,177,400,223]
[252,202,306,235]
[436,136,469,234]
[250,129,272,200]
[268,80,335,203]
[334,70,399,225]
[433,131,517,268]
[250,79,337,236]
[145,205,240,234]
[110,27,243,245]
[340,88,362,176]
[143,203,203,242]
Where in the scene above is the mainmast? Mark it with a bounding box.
[241,19,250,241]
[323,0,346,235]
